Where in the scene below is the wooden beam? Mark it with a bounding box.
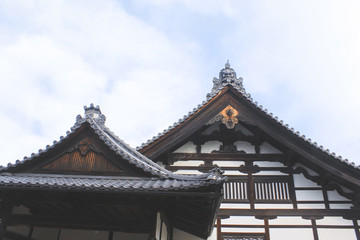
[169,153,285,161]
[219,209,360,218]
[4,231,35,240]
[8,214,152,233]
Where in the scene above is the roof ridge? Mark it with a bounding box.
[0,105,226,183]
[136,64,358,170]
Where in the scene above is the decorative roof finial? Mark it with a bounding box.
[207,61,248,99]
[84,103,101,115]
[75,103,106,126]
[225,59,230,69]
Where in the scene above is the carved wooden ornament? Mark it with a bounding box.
[208,105,239,129]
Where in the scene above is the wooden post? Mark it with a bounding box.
[353,220,360,240]
[311,219,319,240]
[264,218,270,240]
[217,217,222,240]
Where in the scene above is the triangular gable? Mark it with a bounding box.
[4,122,148,176]
[138,64,360,200]
[2,105,175,178]
[2,104,225,182]
[36,134,127,175]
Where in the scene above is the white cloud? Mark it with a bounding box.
[0,0,359,166]
[0,0,203,165]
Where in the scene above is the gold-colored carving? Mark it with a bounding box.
[219,105,239,129]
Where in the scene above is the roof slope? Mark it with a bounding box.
[138,62,360,195]
[0,104,225,192]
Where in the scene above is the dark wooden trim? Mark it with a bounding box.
[8,214,152,233]
[108,231,113,240]
[27,226,34,238]
[140,85,360,196]
[264,218,270,240]
[311,219,319,240]
[217,217,222,240]
[289,172,297,209]
[168,153,285,161]
[57,228,61,240]
[4,231,35,240]
[353,220,360,240]
[219,209,360,218]
[323,189,330,209]
[220,224,357,229]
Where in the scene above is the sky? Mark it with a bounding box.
[0,0,359,167]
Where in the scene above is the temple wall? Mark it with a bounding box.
[173,228,205,240]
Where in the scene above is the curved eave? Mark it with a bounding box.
[139,85,360,190]
[1,115,224,182]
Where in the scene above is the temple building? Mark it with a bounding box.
[138,63,360,240]
[1,63,360,240]
[0,105,225,240]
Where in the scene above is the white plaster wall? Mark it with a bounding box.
[207,230,217,240]
[172,160,204,167]
[172,228,205,240]
[270,228,313,240]
[173,169,203,175]
[254,203,293,209]
[317,217,354,225]
[270,216,310,225]
[223,170,247,175]
[329,203,353,209]
[318,229,357,240]
[296,190,324,201]
[161,222,168,240]
[259,142,282,154]
[293,173,319,188]
[253,171,288,175]
[327,190,350,201]
[155,212,161,240]
[297,204,326,209]
[213,160,244,167]
[173,141,197,153]
[220,203,250,209]
[234,141,255,153]
[255,161,285,167]
[235,124,254,136]
[201,141,221,153]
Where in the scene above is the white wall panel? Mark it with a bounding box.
[270,229,313,240]
[318,229,356,240]
[234,141,255,153]
[201,141,221,153]
[259,142,282,154]
[173,228,204,240]
[296,190,323,201]
[293,173,319,188]
[173,141,196,153]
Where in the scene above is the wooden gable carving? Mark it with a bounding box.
[40,137,122,174]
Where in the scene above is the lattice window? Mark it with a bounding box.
[223,176,292,203]
[223,181,248,200]
[253,176,291,202]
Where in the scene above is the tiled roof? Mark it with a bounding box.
[0,104,226,183]
[0,173,220,192]
[137,63,359,170]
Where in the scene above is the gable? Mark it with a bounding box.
[139,85,360,203]
[6,123,150,177]
[37,136,123,174]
